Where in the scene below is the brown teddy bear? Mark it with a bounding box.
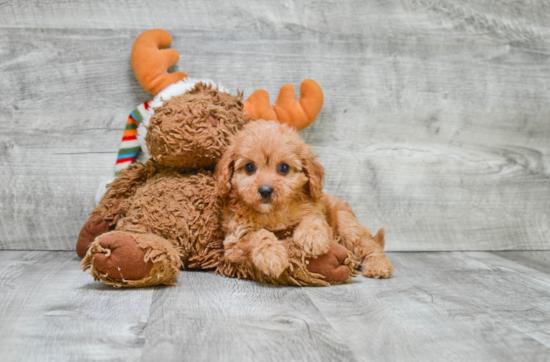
[76,29,355,287]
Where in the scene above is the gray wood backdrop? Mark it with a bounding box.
[1,0,549,251]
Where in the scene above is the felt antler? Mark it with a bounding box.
[243,79,324,131]
[131,29,187,96]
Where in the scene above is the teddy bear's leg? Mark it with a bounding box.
[335,211,393,279]
[81,231,182,287]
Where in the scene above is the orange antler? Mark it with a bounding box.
[131,29,187,96]
[243,79,324,131]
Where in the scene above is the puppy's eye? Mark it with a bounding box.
[245,163,256,174]
[278,163,290,175]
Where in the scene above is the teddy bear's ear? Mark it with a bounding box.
[243,79,324,131]
[131,29,188,95]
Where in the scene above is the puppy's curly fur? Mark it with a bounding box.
[216,120,393,279]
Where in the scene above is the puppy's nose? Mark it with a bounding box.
[258,186,273,199]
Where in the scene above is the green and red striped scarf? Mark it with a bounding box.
[115,101,151,175]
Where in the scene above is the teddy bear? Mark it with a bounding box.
[76,29,355,287]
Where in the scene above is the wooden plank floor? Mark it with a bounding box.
[1,251,549,361]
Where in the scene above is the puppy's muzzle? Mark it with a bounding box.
[258,186,273,199]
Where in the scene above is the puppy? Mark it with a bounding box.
[215,120,393,279]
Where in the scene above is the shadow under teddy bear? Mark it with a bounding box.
[76,29,391,287]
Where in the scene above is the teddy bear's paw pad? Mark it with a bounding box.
[93,232,153,280]
[76,214,110,258]
[306,243,351,282]
[361,257,393,279]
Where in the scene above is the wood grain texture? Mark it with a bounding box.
[0,251,154,362]
[0,1,549,250]
[304,251,550,361]
[1,250,550,361]
[1,0,549,40]
[492,250,550,275]
[141,271,355,362]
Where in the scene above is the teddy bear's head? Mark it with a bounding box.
[145,82,248,169]
[126,29,324,171]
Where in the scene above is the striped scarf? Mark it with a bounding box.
[115,101,152,175]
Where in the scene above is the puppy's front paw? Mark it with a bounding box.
[362,255,393,279]
[251,230,290,277]
[294,218,331,256]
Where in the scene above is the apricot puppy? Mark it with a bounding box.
[216,120,394,280]
[216,120,333,277]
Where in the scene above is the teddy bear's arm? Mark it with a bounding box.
[305,243,354,283]
[91,161,155,224]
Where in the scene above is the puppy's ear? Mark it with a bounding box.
[215,145,235,203]
[301,147,325,201]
